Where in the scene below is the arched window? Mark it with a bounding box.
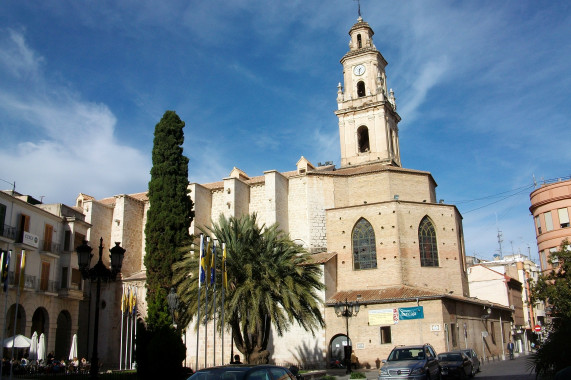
[357,34,362,48]
[352,218,377,270]
[357,81,366,97]
[418,216,439,267]
[357,126,370,153]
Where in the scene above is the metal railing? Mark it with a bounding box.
[39,240,62,254]
[0,224,16,240]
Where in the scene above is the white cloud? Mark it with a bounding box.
[0,28,43,79]
[0,29,150,204]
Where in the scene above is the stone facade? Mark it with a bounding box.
[69,15,515,370]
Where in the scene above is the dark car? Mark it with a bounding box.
[461,348,480,376]
[188,364,297,380]
[437,351,473,379]
[378,343,441,379]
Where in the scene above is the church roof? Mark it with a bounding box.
[326,285,512,311]
[326,285,442,305]
[302,251,337,265]
[96,191,149,205]
[197,163,435,190]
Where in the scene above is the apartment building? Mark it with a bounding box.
[529,176,571,271]
[0,190,88,359]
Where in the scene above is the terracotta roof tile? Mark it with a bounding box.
[303,252,337,265]
[326,285,513,311]
[78,193,95,200]
[326,285,443,304]
[312,163,431,178]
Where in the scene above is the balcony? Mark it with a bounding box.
[0,224,16,241]
[39,240,62,255]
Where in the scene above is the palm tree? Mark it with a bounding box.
[172,213,325,364]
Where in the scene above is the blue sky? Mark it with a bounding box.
[1,1,569,261]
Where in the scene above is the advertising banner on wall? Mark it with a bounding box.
[368,308,399,325]
[398,306,424,320]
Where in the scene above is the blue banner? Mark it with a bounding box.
[399,306,424,320]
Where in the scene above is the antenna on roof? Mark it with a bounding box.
[354,0,361,17]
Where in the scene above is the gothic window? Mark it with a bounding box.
[352,218,377,270]
[357,126,370,153]
[357,81,366,97]
[418,216,439,267]
[357,34,362,48]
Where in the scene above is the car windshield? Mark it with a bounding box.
[189,368,248,380]
[388,348,425,361]
[438,354,462,362]
[463,350,473,358]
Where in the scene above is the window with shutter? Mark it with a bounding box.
[544,212,554,231]
[558,208,570,228]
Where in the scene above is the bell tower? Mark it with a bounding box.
[335,17,402,168]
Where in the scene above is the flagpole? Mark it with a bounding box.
[196,234,204,371]
[129,288,136,369]
[132,311,138,370]
[124,287,130,370]
[119,284,124,370]
[10,250,25,380]
[204,237,210,369]
[221,243,225,366]
[212,241,217,366]
[0,250,12,380]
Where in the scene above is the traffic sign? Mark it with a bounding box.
[534,325,541,332]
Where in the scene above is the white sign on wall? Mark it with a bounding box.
[22,232,39,248]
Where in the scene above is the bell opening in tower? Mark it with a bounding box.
[357,126,370,153]
[357,34,362,48]
[357,81,366,97]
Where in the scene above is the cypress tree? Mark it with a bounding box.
[144,110,194,329]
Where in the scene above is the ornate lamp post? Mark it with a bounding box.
[334,299,360,374]
[77,238,125,379]
[167,287,180,329]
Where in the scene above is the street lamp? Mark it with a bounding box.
[167,287,180,329]
[77,238,125,379]
[334,299,360,374]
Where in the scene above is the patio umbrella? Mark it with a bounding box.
[2,334,31,348]
[38,333,46,362]
[29,331,38,360]
[69,334,77,360]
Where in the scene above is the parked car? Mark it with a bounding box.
[378,343,441,379]
[188,364,297,380]
[437,351,473,379]
[461,348,480,376]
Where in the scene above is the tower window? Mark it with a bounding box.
[357,126,370,153]
[357,81,366,97]
[352,218,377,270]
[418,216,439,267]
[357,34,362,49]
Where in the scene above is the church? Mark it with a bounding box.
[76,15,513,369]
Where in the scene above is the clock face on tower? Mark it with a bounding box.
[353,64,366,76]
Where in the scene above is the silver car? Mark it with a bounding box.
[378,344,441,380]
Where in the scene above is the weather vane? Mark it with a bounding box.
[354,0,361,17]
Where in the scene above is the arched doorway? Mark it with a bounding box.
[5,304,26,337]
[329,334,351,364]
[31,307,49,336]
[55,310,72,359]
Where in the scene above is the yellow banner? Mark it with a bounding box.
[368,308,397,325]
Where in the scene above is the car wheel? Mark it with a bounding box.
[470,364,476,377]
